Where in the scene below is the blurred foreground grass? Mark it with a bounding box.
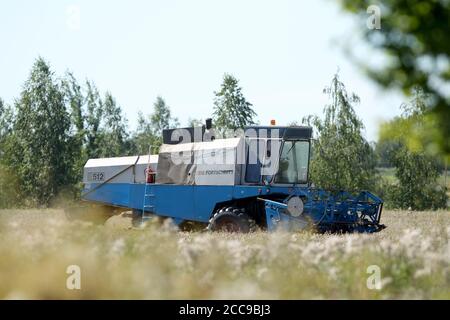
[0,209,448,299]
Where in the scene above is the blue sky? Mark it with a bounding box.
[0,0,405,141]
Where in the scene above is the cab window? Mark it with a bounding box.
[274,140,309,184]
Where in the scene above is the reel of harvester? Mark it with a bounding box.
[263,189,385,233]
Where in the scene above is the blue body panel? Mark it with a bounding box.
[84,182,132,208]
[84,183,269,222]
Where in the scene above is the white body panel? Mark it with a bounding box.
[192,144,239,185]
[83,138,245,186]
[83,155,158,184]
[159,138,243,186]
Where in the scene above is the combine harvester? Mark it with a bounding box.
[81,120,385,233]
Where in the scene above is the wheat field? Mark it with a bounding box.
[0,208,448,299]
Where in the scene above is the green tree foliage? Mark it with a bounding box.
[212,74,256,135]
[63,76,131,160]
[378,90,447,210]
[0,164,21,208]
[133,96,179,154]
[62,72,86,184]
[379,88,443,157]
[97,92,129,157]
[84,80,104,159]
[386,148,447,210]
[304,73,377,191]
[0,58,134,207]
[0,98,13,154]
[62,72,85,138]
[0,99,8,140]
[9,58,76,206]
[151,96,178,136]
[374,139,400,168]
[0,98,21,208]
[133,112,159,155]
[187,117,204,128]
[338,0,450,159]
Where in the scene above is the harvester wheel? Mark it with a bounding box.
[207,207,256,233]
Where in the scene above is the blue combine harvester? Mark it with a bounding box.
[81,120,385,233]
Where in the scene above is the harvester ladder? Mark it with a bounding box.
[142,145,155,223]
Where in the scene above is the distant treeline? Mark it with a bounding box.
[0,57,447,210]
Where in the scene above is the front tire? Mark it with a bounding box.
[207,207,256,233]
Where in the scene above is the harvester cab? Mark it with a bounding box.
[81,120,385,233]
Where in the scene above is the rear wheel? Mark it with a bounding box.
[207,207,256,233]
